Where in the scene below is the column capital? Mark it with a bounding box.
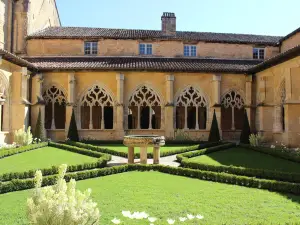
[213,74,222,81]
[116,73,125,81]
[246,75,253,82]
[166,74,174,81]
[37,73,44,83]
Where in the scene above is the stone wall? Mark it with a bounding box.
[281,33,300,52]
[26,38,279,59]
[255,56,300,146]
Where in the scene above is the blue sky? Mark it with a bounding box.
[56,0,299,36]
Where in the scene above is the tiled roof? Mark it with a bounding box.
[27,27,282,45]
[0,49,37,71]
[249,45,300,73]
[24,56,262,73]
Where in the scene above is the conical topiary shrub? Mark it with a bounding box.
[34,108,46,141]
[67,108,79,142]
[240,109,251,144]
[208,109,221,142]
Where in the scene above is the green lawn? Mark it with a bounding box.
[189,147,300,173]
[1,171,300,224]
[0,147,98,174]
[98,144,191,153]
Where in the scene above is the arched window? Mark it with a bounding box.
[175,86,208,130]
[221,90,244,130]
[128,85,161,129]
[43,86,66,129]
[80,85,114,129]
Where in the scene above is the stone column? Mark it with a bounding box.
[116,74,125,137]
[66,73,76,136]
[153,146,160,164]
[31,74,46,136]
[211,75,222,137]
[245,75,252,129]
[128,147,135,164]
[273,105,283,133]
[212,74,221,105]
[140,146,147,164]
[165,75,175,139]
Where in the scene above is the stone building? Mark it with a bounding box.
[0,7,300,146]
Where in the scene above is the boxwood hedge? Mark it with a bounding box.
[0,142,111,182]
[1,164,300,195]
[66,141,222,158]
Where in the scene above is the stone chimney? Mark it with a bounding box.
[161,12,176,35]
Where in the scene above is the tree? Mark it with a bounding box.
[34,108,46,141]
[240,109,251,144]
[208,109,221,142]
[67,108,79,142]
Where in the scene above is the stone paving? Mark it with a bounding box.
[107,155,180,167]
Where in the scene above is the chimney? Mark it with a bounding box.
[161,12,176,35]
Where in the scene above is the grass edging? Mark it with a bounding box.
[66,141,222,158]
[0,142,111,182]
[0,142,48,159]
[1,164,300,195]
[240,144,300,164]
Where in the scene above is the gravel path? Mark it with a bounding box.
[107,155,180,167]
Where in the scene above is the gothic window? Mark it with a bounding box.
[175,86,208,130]
[221,90,244,130]
[43,86,66,129]
[80,85,114,129]
[128,86,161,129]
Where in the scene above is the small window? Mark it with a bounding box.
[184,45,197,57]
[253,48,265,59]
[139,43,152,55]
[84,42,98,55]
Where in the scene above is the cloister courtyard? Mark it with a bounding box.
[1,138,300,224]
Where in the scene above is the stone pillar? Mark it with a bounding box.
[245,75,252,129]
[140,147,147,164]
[31,74,46,135]
[165,75,175,139]
[116,74,125,137]
[273,105,283,133]
[66,73,76,136]
[211,75,222,137]
[153,146,160,164]
[128,147,135,164]
[212,74,221,105]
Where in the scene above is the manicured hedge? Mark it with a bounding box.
[240,144,300,164]
[0,142,111,182]
[181,159,300,183]
[67,141,222,158]
[177,143,300,183]
[176,143,235,162]
[0,142,48,159]
[1,164,300,195]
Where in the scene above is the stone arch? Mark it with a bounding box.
[221,89,245,130]
[175,85,209,130]
[78,83,115,130]
[127,85,162,129]
[43,85,67,129]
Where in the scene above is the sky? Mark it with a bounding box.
[56,0,300,36]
